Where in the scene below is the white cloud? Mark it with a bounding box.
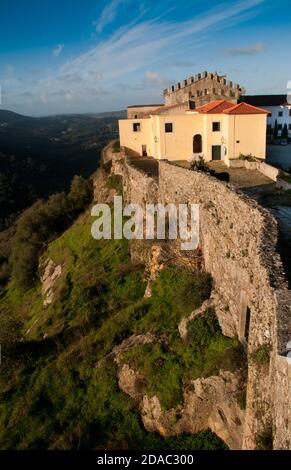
[144,71,169,87]
[7,0,265,114]
[225,42,265,56]
[96,0,128,34]
[52,44,64,57]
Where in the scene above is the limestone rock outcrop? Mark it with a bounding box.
[40,259,62,307]
[118,363,245,450]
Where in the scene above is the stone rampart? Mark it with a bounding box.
[103,144,290,450]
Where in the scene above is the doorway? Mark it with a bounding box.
[142,145,147,157]
[193,134,202,153]
[212,145,221,160]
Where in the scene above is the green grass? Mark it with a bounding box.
[250,344,271,366]
[123,308,243,409]
[106,174,123,194]
[281,173,291,184]
[0,210,233,450]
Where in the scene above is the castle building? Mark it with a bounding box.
[119,73,268,165]
[163,71,245,107]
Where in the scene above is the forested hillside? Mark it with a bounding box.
[0,110,122,229]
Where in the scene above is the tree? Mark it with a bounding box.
[68,175,93,211]
[273,119,278,140]
[11,175,93,289]
[281,123,288,140]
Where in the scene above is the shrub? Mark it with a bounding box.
[68,175,92,211]
[112,140,121,153]
[281,173,291,184]
[250,344,271,365]
[11,176,93,289]
[256,427,273,450]
[102,160,112,174]
[190,157,209,172]
[238,153,257,162]
[107,174,123,194]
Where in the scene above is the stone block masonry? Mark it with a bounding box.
[158,162,290,450]
[163,71,245,107]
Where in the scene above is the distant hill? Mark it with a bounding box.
[92,110,126,119]
[0,109,120,230]
[0,109,34,123]
[0,109,127,122]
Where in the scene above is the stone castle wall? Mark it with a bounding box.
[163,71,245,107]
[103,144,290,449]
[157,162,290,450]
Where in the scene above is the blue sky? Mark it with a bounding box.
[0,0,290,116]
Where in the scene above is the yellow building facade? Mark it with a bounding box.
[119,100,268,166]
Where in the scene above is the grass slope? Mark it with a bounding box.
[0,210,233,450]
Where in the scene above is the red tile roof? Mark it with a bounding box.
[195,100,235,114]
[194,100,269,115]
[223,102,269,115]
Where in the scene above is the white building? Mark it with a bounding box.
[243,95,291,136]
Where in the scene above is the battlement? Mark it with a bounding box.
[163,71,246,107]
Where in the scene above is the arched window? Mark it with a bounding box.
[193,134,202,153]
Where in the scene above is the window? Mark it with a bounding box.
[165,122,173,133]
[289,124,291,131]
[245,307,251,342]
[193,134,202,153]
[134,114,138,119]
[133,122,141,132]
[278,124,283,130]
[278,111,283,117]
[269,112,272,117]
[212,122,221,132]
[289,109,291,117]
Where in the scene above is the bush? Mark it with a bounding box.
[107,174,123,194]
[250,344,271,365]
[190,157,209,172]
[112,140,121,153]
[68,175,92,211]
[256,427,273,450]
[11,176,93,289]
[238,153,257,162]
